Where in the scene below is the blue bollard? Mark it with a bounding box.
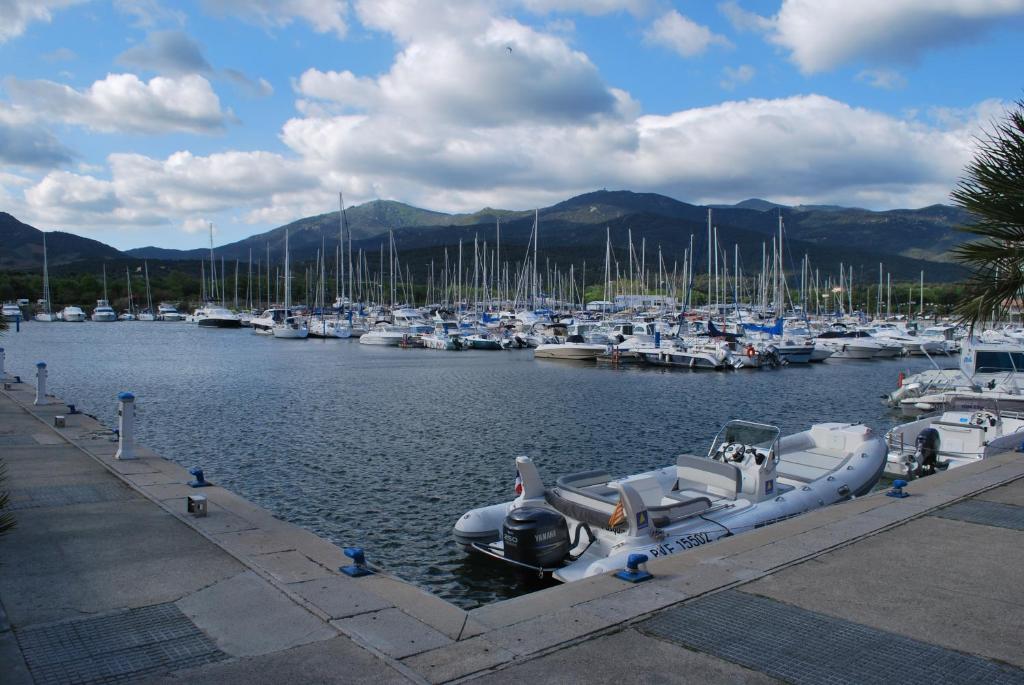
[188,467,211,488]
[340,546,373,577]
[615,553,653,583]
[887,479,910,498]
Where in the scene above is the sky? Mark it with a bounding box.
[1,0,1022,250]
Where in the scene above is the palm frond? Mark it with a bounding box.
[951,99,1024,326]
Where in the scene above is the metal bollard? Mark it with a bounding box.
[114,392,137,460]
[0,347,5,376]
[34,361,47,405]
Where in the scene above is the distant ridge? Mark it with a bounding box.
[4,189,974,281]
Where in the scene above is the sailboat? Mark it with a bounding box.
[91,265,117,321]
[137,262,156,320]
[191,223,242,328]
[34,234,59,321]
[118,268,136,320]
[272,229,308,339]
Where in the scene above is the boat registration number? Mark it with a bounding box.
[648,532,713,557]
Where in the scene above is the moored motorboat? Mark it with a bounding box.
[157,303,185,321]
[534,335,606,360]
[884,405,1024,479]
[59,305,86,322]
[454,420,885,582]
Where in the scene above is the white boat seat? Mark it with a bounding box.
[675,454,740,499]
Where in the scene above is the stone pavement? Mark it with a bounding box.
[2,364,1024,684]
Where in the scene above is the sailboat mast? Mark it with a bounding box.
[209,223,216,303]
[284,230,291,310]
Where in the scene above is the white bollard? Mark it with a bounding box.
[34,361,47,405]
[115,392,137,460]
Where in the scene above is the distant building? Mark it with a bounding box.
[613,294,676,310]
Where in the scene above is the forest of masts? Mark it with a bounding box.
[196,200,928,320]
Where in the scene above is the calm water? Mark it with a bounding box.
[0,321,949,607]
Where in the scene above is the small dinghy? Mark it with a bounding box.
[884,405,1024,479]
[454,420,885,582]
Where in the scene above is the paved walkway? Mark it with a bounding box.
[2,365,1024,684]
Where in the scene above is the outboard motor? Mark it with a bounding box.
[502,507,570,570]
[911,427,945,477]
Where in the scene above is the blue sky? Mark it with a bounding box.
[1,0,1022,250]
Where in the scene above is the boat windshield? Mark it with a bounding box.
[707,420,780,457]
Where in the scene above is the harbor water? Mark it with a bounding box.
[0,322,952,607]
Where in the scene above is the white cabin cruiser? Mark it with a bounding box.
[59,305,86,322]
[534,334,606,360]
[359,323,408,346]
[251,308,296,334]
[884,406,1024,479]
[815,331,887,359]
[91,299,117,322]
[157,303,185,321]
[190,305,242,328]
[455,420,885,582]
[1,303,22,321]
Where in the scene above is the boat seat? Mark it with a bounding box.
[555,470,618,504]
[674,454,740,499]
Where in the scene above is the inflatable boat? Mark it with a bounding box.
[454,420,886,582]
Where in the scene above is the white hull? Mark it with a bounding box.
[534,343,606,360]
[91,313,117,322]
[33,313,59,322]
[59,308,86,322]
[272,326,309,339]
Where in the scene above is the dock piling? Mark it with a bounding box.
[114,391,137,459]
[34,361,47,405]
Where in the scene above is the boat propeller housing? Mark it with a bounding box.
[502,507,570,569]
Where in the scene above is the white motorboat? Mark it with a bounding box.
[534,334,605,360]
[640,341,734,369]
[455,420,885,582]
[190,305,242,328]
[884,406,1024,479]
[91,300,117,322]
[886,339,1024,413]
[2,303,22,321]
[421,320,464,350]
[59,305,86,322]
[359,323,408,346]
[92,266,117,322]
[465,331,507,350]
[157,303,185,321]
[814,331,879,359]
[252,308,295,334]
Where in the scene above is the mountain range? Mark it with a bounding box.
[1,190,975,282]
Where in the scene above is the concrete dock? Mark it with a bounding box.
[2,365,1024,684]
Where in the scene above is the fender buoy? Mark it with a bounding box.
[746,346,756,358]
[897,371,905,388]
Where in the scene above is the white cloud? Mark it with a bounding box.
[643,10,732,57]
[4,73,230,134]
[0,0,85,43]
[857,68,907,90]
[720,64,755,90]
[202,0,348,38]
[734,0,1024,74]
[25,170,119,214]
[298,13,623,126]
